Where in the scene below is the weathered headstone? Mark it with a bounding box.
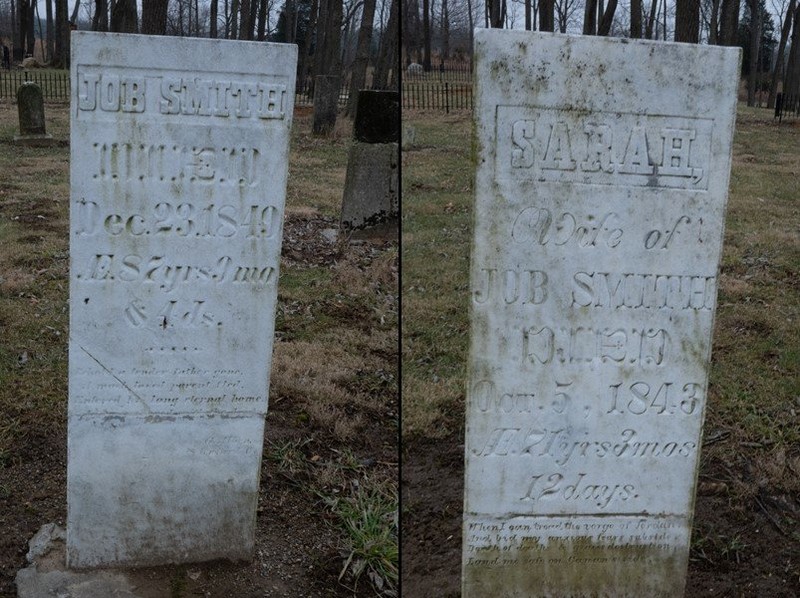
[463,31,740,596]
[340,90,398,236]
[68,31,296,568]
[312,74,340,135]
[14,82,54,145]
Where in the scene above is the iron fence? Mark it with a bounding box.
[1,70,70,101]
[402,82,472,112]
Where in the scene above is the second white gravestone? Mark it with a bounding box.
[463,31,740,596]
[68,32,296,567]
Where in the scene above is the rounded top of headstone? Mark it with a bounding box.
[17,81,43,99]
[354,91,399,144]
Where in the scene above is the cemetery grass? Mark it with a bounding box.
[401,106,800,597]
[0,103,398,597]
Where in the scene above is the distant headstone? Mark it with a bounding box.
[463,31,740,596]
[340,90,398,237]
[68,31,296,568]
[14,82,54,145]
[312,74,339,135]
[407,63,423,75]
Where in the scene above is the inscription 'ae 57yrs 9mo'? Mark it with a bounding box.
[68,32,296,568]
[464,31,740,597]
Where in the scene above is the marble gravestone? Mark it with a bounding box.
[68,32,296,568]
[463,31,740,596]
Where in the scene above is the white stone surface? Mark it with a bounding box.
[68,31,296,567]
[463,31,740,596]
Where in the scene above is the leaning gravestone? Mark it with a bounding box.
[68,31,296,567]
[14,82,54,145]
[340,90,399,236]
[463,31,740,596]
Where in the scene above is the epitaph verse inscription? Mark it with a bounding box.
[68,32,297,568]
[463,31,740,597]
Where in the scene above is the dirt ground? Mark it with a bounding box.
[0,103,398,597]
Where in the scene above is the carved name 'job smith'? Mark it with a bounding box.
[77,72,287,119]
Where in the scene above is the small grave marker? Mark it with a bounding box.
[463,31,740,596]
[14,82,54,145]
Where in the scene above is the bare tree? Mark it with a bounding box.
[142,0,169,33]
[768,0,795,106]
[630,0,642,36]
[675,0,700,41]
[785,3,800,102]
[373,0,397,88]
[110,0,138,32]
[346,0,375,114]
[597,0,616,33]
[46,0,54,61]
[718,0,740,44]
[92,0,108,30]
[539,0,553,29]
[746,0,760,105]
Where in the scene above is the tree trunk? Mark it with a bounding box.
[466,0,473,67]
[347,0,376,115]
[256,0,268,39]
[630,0,641,37]
[719,0,740,45]
[373,0,397,89]
[768,0,796,107]
[644,0,657,38]
[674,0,699,42]
[141,0,169,34]
[539,0,553,30]
[597,0,616,34]
[26,0,35,55]
[422,0,431,67]
[441,0,449,60]
[785,5,800,103]
[110,0,138,32]
[299,0,318,81]
[746,0,760,106]
[489,0,502,27]
[229,0,239,38]
[238,0,251,39]
[92,0,107,30]
[210,0,218,36]
[583,0,597,34]
[46,0,54,62]
[53,0,67,68]
[708,0,720,43]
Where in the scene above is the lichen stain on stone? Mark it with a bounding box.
[464,536,687,597]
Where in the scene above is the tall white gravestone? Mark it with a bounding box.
[68,32,296,567]
[463,31,740,596]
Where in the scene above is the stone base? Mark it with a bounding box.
[15,524,140,597]
[13,133,55,146]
